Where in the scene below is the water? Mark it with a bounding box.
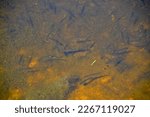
[0,0,150,100]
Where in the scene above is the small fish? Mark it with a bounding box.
[27,15,34,27]
[64,8,76,21]
[64,49,88,56]
[111,57,124,66]
[80,76,103,85]
[40,55,65,62]
[18,55,24,65]
[65,75,80,97]
[83,72,101,78]
[79,5,86,16]
[80,72,105,85]
[113,48,129,55]
[88,42,95,49]
[48,1,57,14]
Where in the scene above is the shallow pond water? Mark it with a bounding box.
[0,0,150,99]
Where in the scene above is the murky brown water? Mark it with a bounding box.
[0,0,150,100]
